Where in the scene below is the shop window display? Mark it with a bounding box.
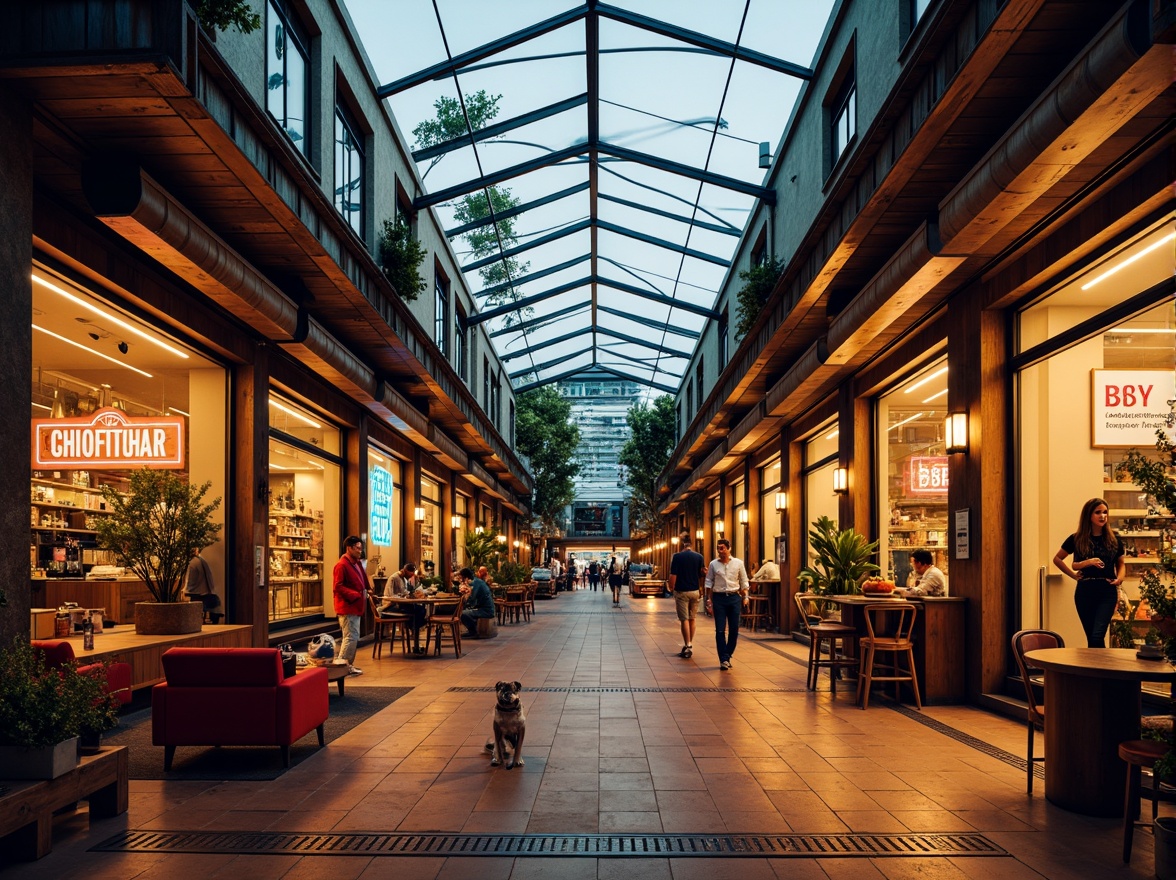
[803,424,839,567]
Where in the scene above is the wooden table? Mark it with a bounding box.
[825,595,966,704]
[1025,647,1176,817]
[0,746,127,861]
[381,594,460,655]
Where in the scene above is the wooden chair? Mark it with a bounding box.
[794,594,857,693]
[498,586,528,624]
[857,602,921,710]
[742,588,772,632]
[367,589,410,659]
[425,594,467,658]
[1120,737,1172,863]
[1011,629,1064,794]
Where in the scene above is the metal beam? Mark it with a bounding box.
[490,302,590,337]
[597,219,730,267]
[446,182,590,237]
[378,4,590,96]
[597,303,700,339]
[461,219,591,272]
[597,327,690,358]
[593,363,679,395]
[477,254,590,297]
[600,346,688,372]
[412,94,589,162]
[513,366,587,394]
[500,327,586,362]
[596,2,812,81]
[469,278,592,326]
[510,346,595,380]
[598,192,740,236]
[597,276,718,319]
[413,143,586,210]
[597,142,775,202]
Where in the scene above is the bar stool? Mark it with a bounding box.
[794,594,857,693]
[1120,738,1172,863]
[857,602,921,710]
[742,591,772,632]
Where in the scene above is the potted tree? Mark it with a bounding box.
[797,516,881,617]
[93,468,222,635]
[0,638,120,778]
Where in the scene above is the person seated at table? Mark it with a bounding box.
[477,565,494,585]
[752,558,780,581]
[458,567,495,638]
[382,561,428,650]
[908,550,947,596]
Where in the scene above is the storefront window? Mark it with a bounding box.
[268,394,341,624]
[367,447,401,581]
[1017,221,1175,649]
[30,266,228,622]
[732,480,747,559]
[760,456,782,569]
[709,493,723,551]
[876,358,949,589]
[454,494,468,569]
[803,423,839,566]
[420,475,440,578]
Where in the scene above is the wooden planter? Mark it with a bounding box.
[135,601,203,635]
[0,737,79,779]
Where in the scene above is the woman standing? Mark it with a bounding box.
[1052,497,1125,647]
[607,556,623,607]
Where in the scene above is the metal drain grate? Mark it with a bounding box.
[92,831,1006,858]
[888,703,1044,779]
[448,686,810,693]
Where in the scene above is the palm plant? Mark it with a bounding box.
[797,516,880,596]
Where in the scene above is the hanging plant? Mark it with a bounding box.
[734,257,784,340]
[378,218,428,302]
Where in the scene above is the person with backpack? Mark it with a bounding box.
[607,556,624,606]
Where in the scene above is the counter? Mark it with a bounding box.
[32,578,154,626]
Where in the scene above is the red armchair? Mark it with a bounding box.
[31,639,132,705]
[152,647,329,769]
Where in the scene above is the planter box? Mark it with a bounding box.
[0,737,79,780]
[135,601,203,635]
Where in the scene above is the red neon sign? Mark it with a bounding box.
[904,456,948,495]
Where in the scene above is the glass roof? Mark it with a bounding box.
[345,0,834,394]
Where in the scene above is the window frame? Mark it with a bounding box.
[333,101,364,237]
[266,0,310,157]
[434,265,450,356]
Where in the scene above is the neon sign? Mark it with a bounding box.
[905,455,949,495]
[370,465,393,545]
[32,407,184,469]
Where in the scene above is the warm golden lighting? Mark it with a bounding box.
[833,467,849,494]
[738,509,749,525]
[451,515,461,529]
[413,507,426,522]
[715,519,725,534]
[775,492,788,511]
[945,412,968,454]
[695,529,704,541]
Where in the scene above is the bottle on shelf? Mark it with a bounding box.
[82,611,94,651]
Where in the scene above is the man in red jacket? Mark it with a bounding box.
[332,535,368,675]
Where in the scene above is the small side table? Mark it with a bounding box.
[300,662,349,697]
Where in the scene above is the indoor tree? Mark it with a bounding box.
[516,386,580,539]
[619,395,676,542]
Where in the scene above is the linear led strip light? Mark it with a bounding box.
[33,325,153,378]
[269,398,322,429]
[32,272,189,359]
[1081,231,1175,290]
[903,366,948,395]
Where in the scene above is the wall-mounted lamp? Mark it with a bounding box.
[774,492,788,512]
[496,534,507,544]
[413,506,426,522]
[513,540,520,548]
[671,536,679,546]
[451,515,461,529]
[695,529,704,541]
[715,519,725,535]
[945,412,968,454]
[833,467,849,495]
[738,509,750,525]
[475,525,484,535]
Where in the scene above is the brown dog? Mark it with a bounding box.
[485,680,526,769]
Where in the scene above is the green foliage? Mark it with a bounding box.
[496,561,532,586]
[516,387,581,536]
[797,516,880,596]
[1121,419,1176,638]
[734,258,784,340]
[412,91,502,178]
[619,395,677,539]
[462,527,504,568]
[194,0,261,34]
[93,469,222,603]
[0,637,120,748]
[378,218,428,302]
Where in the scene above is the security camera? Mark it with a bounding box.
[117,341,129,355]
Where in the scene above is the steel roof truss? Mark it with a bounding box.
[462,218,592,272]
[597,326,689,358]
[446,181,590,237]
[468,277,593,326]
[413,143,586,210]
[596,303,699,339]
[510,346,595,380]
[597,276,718,319]
[412,93,589,163]
[489,302,590,338]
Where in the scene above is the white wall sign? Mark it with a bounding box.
[954,508,970,561]
[1091,369,1175,448]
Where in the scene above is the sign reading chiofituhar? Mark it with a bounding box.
[32,407,185,469]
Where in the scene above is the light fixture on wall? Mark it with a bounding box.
[775,492,788,512]
[715,519,725,535]
[451,515,461,529]
[833,467,849,494]
[513,540,520,548]
[475,525,484,534]
[945,412,968,454]
[695,529,704,541]
[671,536,679,546]
[413,506,426,522]
[738,509,749,525]
[497,534,507,545]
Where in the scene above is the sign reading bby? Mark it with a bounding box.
[1091,369,1176,448]
[905,455,949,495]
[33,407,185,469]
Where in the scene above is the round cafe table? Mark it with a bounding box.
[381,594,460,656]
[1025,647,1176,816]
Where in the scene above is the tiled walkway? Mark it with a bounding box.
[7,588,1170,878]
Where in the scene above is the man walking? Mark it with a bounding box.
[332,535,368,675]
[668,531,705,658]
[704,538,749,670]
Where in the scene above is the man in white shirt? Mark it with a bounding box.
[752,558,780,581]
[704,539,750,670]
[909,550,947,597]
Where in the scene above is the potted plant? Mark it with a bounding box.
[797,516,881,616]
[0,638,120,778]
[93,468,222,635]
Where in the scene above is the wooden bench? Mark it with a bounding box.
[0,746,128,861]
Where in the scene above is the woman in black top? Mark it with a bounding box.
[1052,497,1125,647]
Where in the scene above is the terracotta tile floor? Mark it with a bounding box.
[6,588,1171,878]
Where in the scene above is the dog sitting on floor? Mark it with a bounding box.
[484,680,526,769]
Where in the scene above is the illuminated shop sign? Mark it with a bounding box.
[905,456,948,495]
[370,465,393,545]
[1091,369,1176,448]
[32,407,185,469]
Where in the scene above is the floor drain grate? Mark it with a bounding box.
[448,686,810,693]
[888,703,1045,779]
[91,831,1007,858]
